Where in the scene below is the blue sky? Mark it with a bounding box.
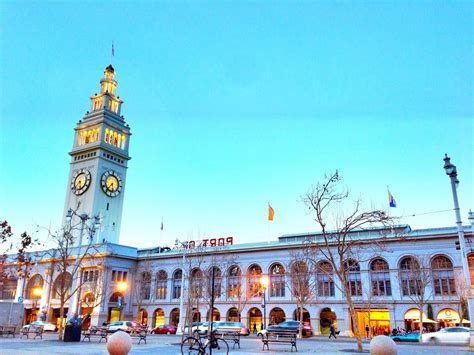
[1,1,472,248]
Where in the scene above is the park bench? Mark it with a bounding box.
[20,325,43,340]
[82,326,108,343]
[129,327,147,344]
[0,325,16,337]
[261,329,297,352]
[214,327,241,349]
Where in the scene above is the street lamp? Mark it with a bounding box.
[32,287,43,298]
[443,154,474,347]
[116,281,128,321]
[260,275,269,330]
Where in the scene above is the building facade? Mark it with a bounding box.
[1,65,473,338]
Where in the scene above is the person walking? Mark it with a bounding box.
[329,324,337,339]
[365,324,370,338]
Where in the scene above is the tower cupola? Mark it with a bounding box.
[90,65,123,115]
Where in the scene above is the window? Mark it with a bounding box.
[399,257,422,296]
[432,256,456,296]
[317,261,335,297]
[190,268,203,299]
[227,266,241,298]
[370,258,392,296]
[172,269,182,299]
[207,267,222,298]
[290,261,310,298]
[156,270,167,300]
[468,254,474,285]
[345,260,362,296]
[270,263,285,297]
[140,272,151,300]
[112,270,117,281]
[247,264,263,297]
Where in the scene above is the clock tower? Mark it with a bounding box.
[63,65,131,245]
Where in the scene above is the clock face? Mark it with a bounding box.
[71,169,91,195]
[101,170,122,197]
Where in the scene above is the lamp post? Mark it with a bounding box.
[443,154,474,347]
[65,208,100,319]
[117,281,128,321]
[260,275,269,330]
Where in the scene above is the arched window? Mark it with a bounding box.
[247,264,263,297]
[370,258,391,296]
[468,254,474,285]
[290,261,310,298]
[270,263,285,297]
[317,261,335,297]
[190,268,203,299]
[344,259,362,296]
[227,265,241,298]
[155,270,167,300]
[52,272,72,299]
[139,272,151,300]
[432,255,456,296]
[172,269,182,299]
[207,267,222,298]
[25,274,44,299]
[399,256,422,296]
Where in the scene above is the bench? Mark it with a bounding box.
[214,327,241,349]
[0,325,16,337]
[262,329,297,352]
[129,327,147,344]
[20,325,43,340]
[82,326,108,343]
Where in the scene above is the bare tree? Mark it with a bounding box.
[226,262,264,327]
[454,270,470,325]
[287,247,317,338]
[397,255,433,339]
[132,253,153,325]
[39,207,102,340]
[302,171,394,352]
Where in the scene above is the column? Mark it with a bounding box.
[67,267,83,318]
[39,269,52,321]
[15,273,25,302]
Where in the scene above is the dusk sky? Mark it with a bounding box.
[1,1,472,249]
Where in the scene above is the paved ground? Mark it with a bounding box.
[0,333,471,354]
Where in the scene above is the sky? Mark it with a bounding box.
[0,1,472,250]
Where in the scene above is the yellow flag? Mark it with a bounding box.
[268,204,274,221]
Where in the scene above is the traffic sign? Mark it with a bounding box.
[18,296,24,303]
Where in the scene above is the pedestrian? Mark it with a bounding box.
[365,324,369,338]
[253,323,257,334]
[329,324,337,339]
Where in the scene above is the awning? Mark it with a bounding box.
[462,319,471,324]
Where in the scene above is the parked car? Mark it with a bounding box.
[258,321,313,338]
[22,321,57,332]
[214,321,250,335]
[390,332,420,343]
[151,324,177,334]
[107,321,135,333]
[421,327,469,344]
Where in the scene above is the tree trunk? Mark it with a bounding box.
[344,285,363,352]
[299,305,304,338]
[58,301,64,341]
[419,306,424,340]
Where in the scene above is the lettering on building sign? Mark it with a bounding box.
[177,237,234,249]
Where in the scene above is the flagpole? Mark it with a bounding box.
[110,41,114,65]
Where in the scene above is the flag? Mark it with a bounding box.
[160,218,163,231]
[112,42,115,57]
[268,204,274,221]
[388,189,397,208]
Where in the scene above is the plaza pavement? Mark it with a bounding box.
[0,333,471,354]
